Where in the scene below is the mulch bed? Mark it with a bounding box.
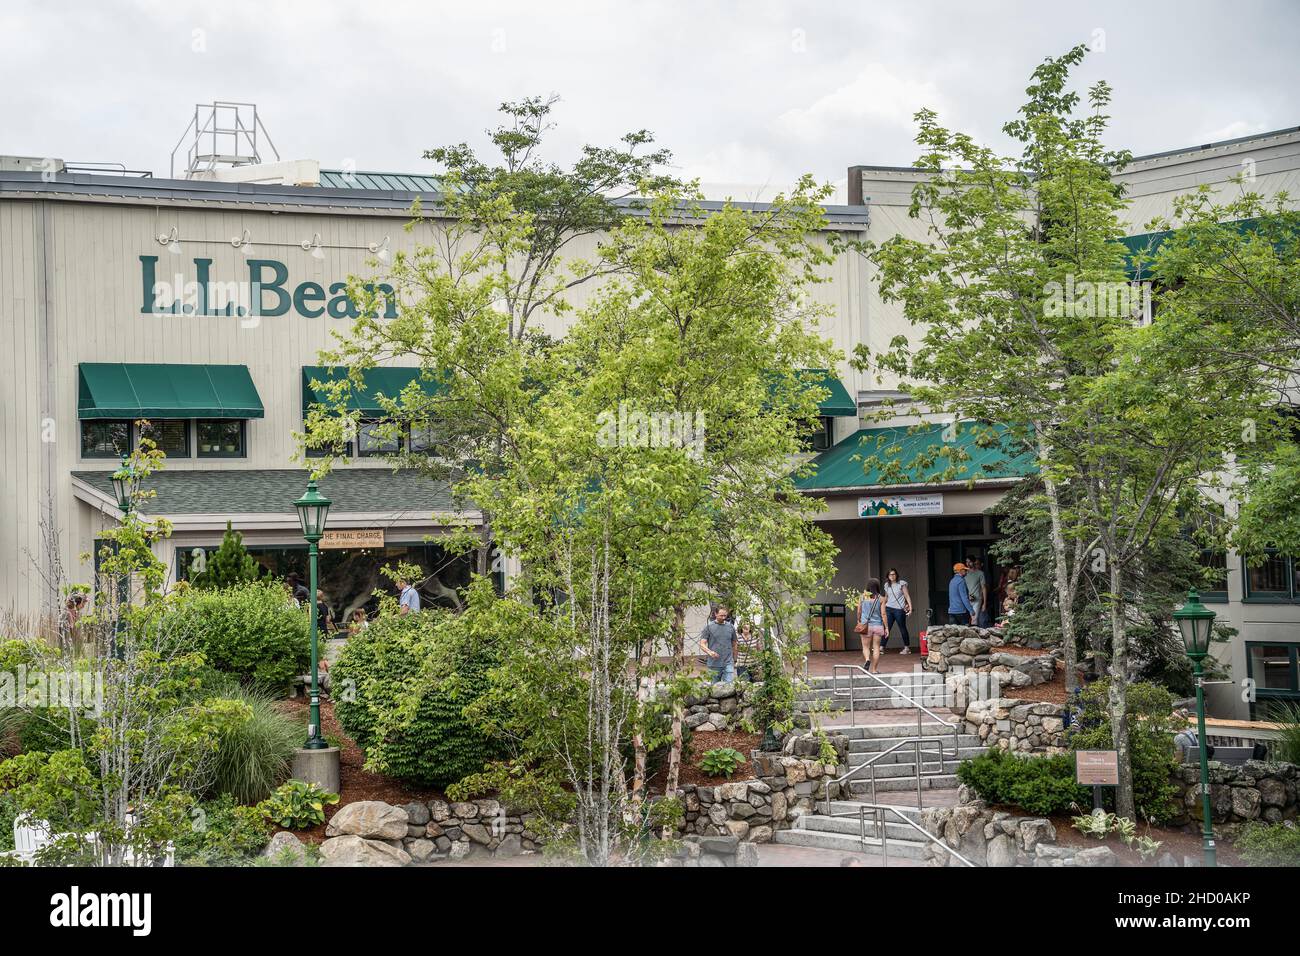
[276,696,444,845]
[647,730,763,791]
[1049,812,1244,866]
[1008,659,1068,705]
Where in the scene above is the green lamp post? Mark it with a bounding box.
[294,479,332,750]
[108,455,139,660]
[1173,589,1217,867]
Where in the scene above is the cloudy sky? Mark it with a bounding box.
[3,1,1298,199]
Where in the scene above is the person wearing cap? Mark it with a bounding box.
[948,562,976,625]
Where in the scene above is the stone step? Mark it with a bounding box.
[772,826,929,860]
[796,697,954,714]
[839,757,965,778]
[820,799,931,824]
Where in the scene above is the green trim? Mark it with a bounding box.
[793,421,1037,493]
[301,366,445,416]
[78,363,264,420]
[768,368,857,417]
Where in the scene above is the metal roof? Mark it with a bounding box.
[72,468,459,515]
[318,169,442,192]
[0,170,871,228]
[793,422,1036,494]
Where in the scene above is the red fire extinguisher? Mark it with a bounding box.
[919,630,928,656]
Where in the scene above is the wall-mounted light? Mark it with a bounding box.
[301,233,326,260]
[368,235,391,264]
[156,226,182,254]
[231,229,255,257]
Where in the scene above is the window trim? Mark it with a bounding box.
[1241,551,1300,604]
[1244,642,1300,717]
[196,418,247,459]
[80,419,134,459]
[138,419,191,459]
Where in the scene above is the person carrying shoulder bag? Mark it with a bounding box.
[856,579,886,674]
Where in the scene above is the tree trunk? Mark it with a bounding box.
[1039,434,1080,695]
[629,639,653,814]
[1107,559,1136,819]
[661,604,687,820]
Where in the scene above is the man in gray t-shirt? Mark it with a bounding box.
[697,605,737,683]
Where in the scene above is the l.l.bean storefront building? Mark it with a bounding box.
[3,124,1297,721]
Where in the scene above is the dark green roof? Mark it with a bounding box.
[78,363,264,420]
[767,368,858,417]
[1120,217,1278,280]
[302,366,445,416]
[793,422,1037,492]
[318,169,442,192]
[72,469,459,515]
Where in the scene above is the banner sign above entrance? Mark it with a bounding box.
[858,494,943,518]
[321,529,386,550]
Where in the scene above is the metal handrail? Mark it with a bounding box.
[831,663,954,730]
[839,802,978,867]
[823,735,954,811]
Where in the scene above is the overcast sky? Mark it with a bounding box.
[3,1,1298,199]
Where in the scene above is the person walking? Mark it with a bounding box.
[315,589,336,633]
[735,620,762,681]
[965,556,989,628]
[948,563,976,625]
[882,568,914,655]
[697,604,738,683]
[857,579,886,673]
[397,576,422,616]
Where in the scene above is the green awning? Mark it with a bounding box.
[768,368,858,417]
[793,422,1037,492]
[1119,217,1293,280]
[77,363,264,420]
[301,365,444,416]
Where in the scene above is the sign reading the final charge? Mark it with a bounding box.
[321,529,386,550]
[857,494,944,518]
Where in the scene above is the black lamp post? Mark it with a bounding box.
[108,455,138,660]
[294,479,332,750]
[1173,589,1217,867]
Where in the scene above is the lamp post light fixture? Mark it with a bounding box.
[1173,589,1218,867]
[294,479,332,750]
[108,455,139,660]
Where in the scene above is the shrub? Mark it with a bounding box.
[175,794,272,866]
[204,683,301,804]
[191,522,265,589]
[165,580,309,688]
[257,780,337,830]
[332,610,502,788]
[1071,680,1181,824]
[749,649,795,736]
[956,748,1090,815]
[698,747,745,778]
[1260,699,1300,765]
[1234,821,1300,866]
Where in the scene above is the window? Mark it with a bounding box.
[801,416,834,453]
[197,419,245,458]
[1244,551,1299,601]
[81,420,132,458]
[408,424,438,455]
[139,420,190,457]
[1246,643,1299,718]
[1197,548,1229,602]
[357,419,401,457]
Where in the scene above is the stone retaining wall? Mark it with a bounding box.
[319,798,539,866]
[925,626,1059,696]
[963,697,1068,752]
[683,681,756,733]
[1167,760,1300,828]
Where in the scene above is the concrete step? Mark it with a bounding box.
[845,745,985,765]
[845,773,960,794]
[772,826,929,860]
[796,813,926,843]
[847,735,981,753]
[809,721,963,740]
[796,696,954,713]
[839,758,964,779]
[820,799,930,824]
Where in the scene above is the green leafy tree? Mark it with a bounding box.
[191,521,263,590]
